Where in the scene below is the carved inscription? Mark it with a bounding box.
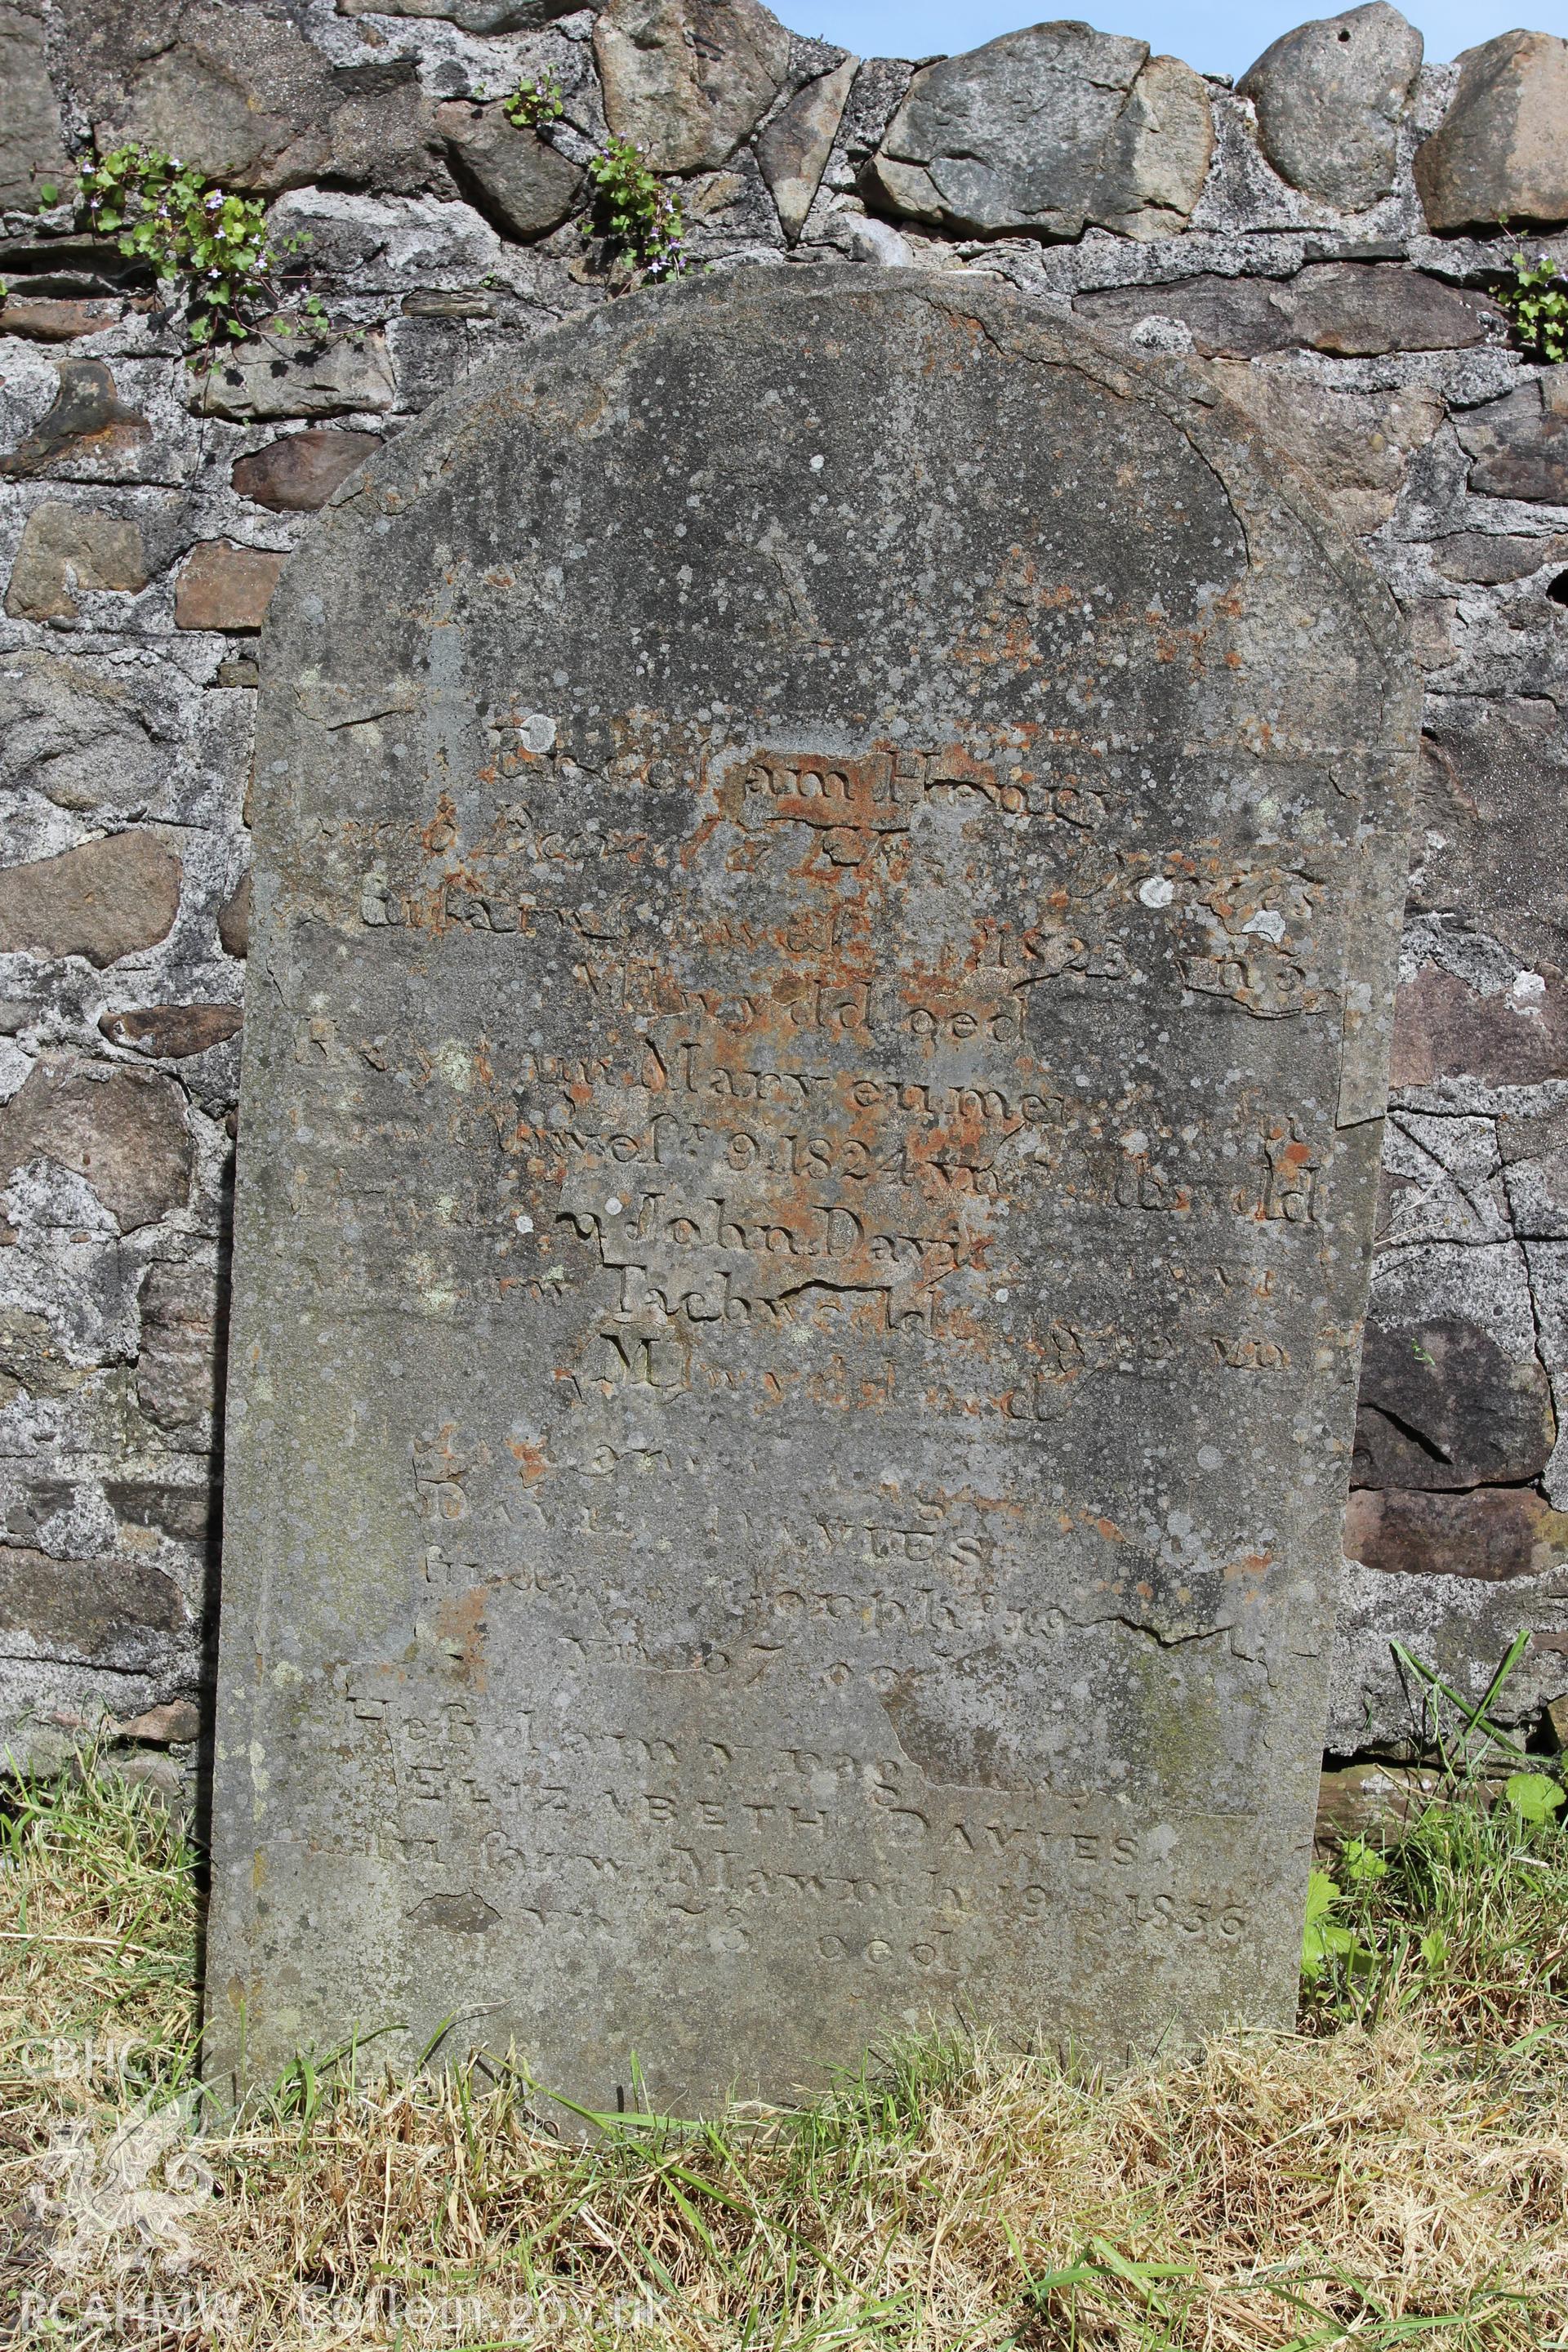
[209,277,1416,2109]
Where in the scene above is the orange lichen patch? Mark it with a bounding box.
[434,1588,490,1690]
[508,1437,550,1487]
[1224,1549,1275,1584]
[679,758,746,866]
[420,795,459,856]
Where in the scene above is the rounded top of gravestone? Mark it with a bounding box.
[265,266,1413,777]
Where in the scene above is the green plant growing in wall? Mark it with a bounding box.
[1494,249,1568,363]
[583,136,685,282]
[502,69,564,128]
[77,143,323,361]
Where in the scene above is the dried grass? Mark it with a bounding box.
[2,1759,1566,2350]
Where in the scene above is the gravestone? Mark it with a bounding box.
[207,270,1417,2109]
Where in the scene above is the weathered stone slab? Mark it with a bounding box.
[1414,29,1568,235]
[864,25,1211,241]
[194,333,396,423]
[5,502,153,623]
[0,831,182,968]
[434,103,585,243]
[1238,4,1422,214]
[174,543,287,632]
[758,59,856,241]
[1413,700,1568,972]
[207,270,1416,2109]
[231,430,385,513]
[1457,378,1568,507]
[0,2,73,215]
[56,0,448,199]
[595,0,791,175]
[1076,265,1498,360]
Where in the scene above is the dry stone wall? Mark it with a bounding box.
[2,0,1567,1788]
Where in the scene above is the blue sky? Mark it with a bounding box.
[797,0,1568,78]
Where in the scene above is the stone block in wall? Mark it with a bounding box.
[1414,30,1568,235]
[0,359,149,482]
[0,0,73,212]
[0,298,123,343]
[1353,1247,1555,1488]
[671,149,786,253]
[0,1061,193,1233]
[757,59,856,241]
[1521,1243,1568,1508]
[174,544,287,633]
[0,234,153,299]
[0,654,186,819]
[338,0,583,29]
[194,333,396,422]
[811,206,914,266]
[0,832,181,968]
[1500,1102,1568,1241]
[1413,699,1568,972]
[595,0,791,174]
[1432,531,1568,585]
[1076,264,1497,359]
[1390,965,1568,1087]
[1236,4,1422,213]
[105,1478,218,1552]
[218,875,251,961]
[864,25,1211,242]
[1089,54,1214,243]
[382,316,479,416]
[231,431,384,512]
[99,1004,242,1061]
[830,56,913,173]
[263,189,506,296]
[1345,1487,1568,1581]
[435,103,585,242]
[4,503,152,623]
[112,1699,202,1746]
[1456,377,1568,507]
[1316,1758,1443,1844]
[1330,1551,1567,1749]
[0,1307,88,1413]
[136,1261,220,1437]
[0,1546,187,1675]
[1376,1107,1510,1250]
[1203,365,1442,532]
[56,0,449,200]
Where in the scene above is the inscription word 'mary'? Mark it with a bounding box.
[208,271,1417,2107]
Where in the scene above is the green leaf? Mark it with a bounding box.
[1504,1771,1565,1825]
[1300,1868,1345,1978]
[1341,1834,1388,1885]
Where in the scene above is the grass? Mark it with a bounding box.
[1,1757,1566,2349]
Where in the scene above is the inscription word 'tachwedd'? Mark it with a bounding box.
[208,271,1417,2107]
